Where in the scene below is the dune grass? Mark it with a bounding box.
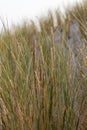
[0,1,87,130]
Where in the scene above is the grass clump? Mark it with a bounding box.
[0,1,87,130]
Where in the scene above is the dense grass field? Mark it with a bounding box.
[0,1,87,130]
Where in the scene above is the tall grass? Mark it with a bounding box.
[0,1,87,130]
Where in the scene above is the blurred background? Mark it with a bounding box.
[0,0,82,29]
